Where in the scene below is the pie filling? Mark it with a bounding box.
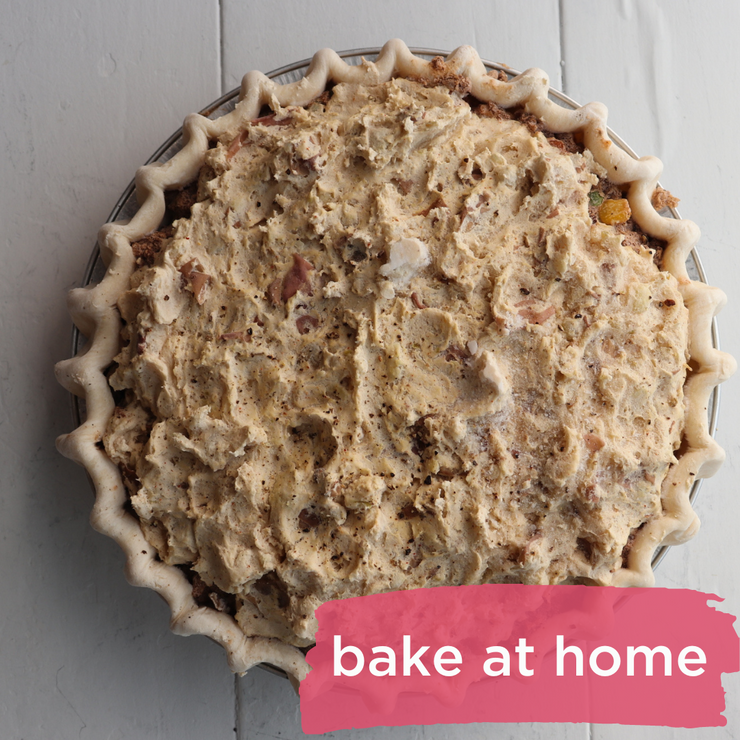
[103,75,688,647]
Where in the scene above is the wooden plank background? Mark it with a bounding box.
[2,1,738,737]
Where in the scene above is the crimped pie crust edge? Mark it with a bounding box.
[55,40,736,681]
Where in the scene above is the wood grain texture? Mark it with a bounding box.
[220,0,563,90]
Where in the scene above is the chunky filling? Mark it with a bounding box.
[104,76,688,645]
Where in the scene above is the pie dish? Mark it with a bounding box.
[55,41,735,682]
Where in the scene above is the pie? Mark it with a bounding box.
[55,41,735,682]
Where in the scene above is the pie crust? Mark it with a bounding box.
[55,41,735,682]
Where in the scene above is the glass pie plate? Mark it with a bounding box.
[68,47,723,676]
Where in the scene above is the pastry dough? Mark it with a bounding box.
[55,41,735,682]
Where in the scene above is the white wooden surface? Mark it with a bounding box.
[2,1,738,737]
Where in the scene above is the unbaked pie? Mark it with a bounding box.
[56,41,735,682]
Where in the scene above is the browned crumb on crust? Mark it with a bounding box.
[516,110,546,136]
[469,99,584,154]
[185,568,237,615]
[620,522,647,568]
[165,182,199,220]
[131,225,174,267]
[406,56,472,96]
[488,68,509,82]
[614,220,644,251]
[306,87,334,113]
[613,219,666,266]
[471,99,513,121]
[515,109,585,153]
[118,462,139,496]
[651,186,680,211]
[312,89,333,106]
[546,132,583,154]
[645,232,667,267]
[464,71,509,115]
[593,175,624,202]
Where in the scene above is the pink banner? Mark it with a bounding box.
[300,585,738,733]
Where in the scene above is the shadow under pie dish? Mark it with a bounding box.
[55,41,735,683]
